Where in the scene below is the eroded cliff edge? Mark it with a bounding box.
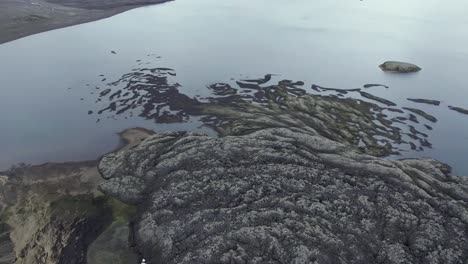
[0,128,152,264]
[99,127,468,263]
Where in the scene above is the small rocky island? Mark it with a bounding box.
[379,61,422,73]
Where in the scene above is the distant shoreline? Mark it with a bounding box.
[0,0,172,44]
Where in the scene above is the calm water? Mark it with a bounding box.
[1,0,468,174]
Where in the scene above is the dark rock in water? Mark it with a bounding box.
[359,91,397,106]
[91,67,198,123]
[99,128,468,264]
[449,106,468,115]
[312,84,361,94]
[236,81,260,89]
[403,107,438,123]
[208,83,237,96]
[363,83,389,89]
[409,125,428,138]
[424,124,433,130]
[100,89,111,96]
[407,98,441,106]
[88,110,93,115]
[109,90,122,100]
[408,113,419,123]
[379,61,421,73]
[386,108,404,113]
[278,79,304,87]
[85,70,432,155]
[111,51,117,54]
[240,74,274,85]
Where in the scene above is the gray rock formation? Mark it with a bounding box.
[99,128,468,264]
[379,61,422,73]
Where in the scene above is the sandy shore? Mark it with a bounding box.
[0,0,172,44]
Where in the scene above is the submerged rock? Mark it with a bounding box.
[208,83,237,96]
[312,84,361,94]
[359,91,397,106]
[403,107,438,123]
[99,128,468,264]
[363,83,389,89]
[240,74,274,85]
[407,98,441,106]
[449,106,468,115]
[379,61,422,73]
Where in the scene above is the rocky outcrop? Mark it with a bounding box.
[379,61,422,73]
[99,128,468,264]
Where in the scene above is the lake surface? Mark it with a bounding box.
[1,0,468,174]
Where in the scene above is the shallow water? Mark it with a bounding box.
[1,0,468,174]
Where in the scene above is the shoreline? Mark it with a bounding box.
[0,0,172,45]
[0,127,154,175]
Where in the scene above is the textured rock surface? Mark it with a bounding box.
[379,61,422,73]
[99,128,468,264]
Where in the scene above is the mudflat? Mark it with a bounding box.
[0,0,171,44]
